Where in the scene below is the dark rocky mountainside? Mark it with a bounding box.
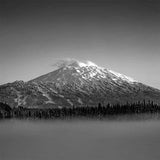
[0,60,160,108]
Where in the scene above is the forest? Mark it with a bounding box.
[0,100,160,119]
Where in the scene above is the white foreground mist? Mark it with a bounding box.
[0,119,160,160]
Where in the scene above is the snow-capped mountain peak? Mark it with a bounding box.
[78,61,98,67]
[1,59,160,108]
[51,59,136,83]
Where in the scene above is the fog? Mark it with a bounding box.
[0,119,160,160]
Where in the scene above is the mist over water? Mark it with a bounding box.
[0,119,160,160]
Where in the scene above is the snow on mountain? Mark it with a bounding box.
[0,59,160,108]
[47,59,136,83]
[109,70,136,83]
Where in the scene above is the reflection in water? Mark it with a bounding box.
[0,119,160,160]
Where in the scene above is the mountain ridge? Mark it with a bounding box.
[0,60,160,108]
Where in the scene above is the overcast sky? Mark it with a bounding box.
[0,0,160,89]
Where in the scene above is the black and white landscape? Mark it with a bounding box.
[1,59,160,108]
[1,0,160,160]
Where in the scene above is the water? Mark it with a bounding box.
[0,119,160,160]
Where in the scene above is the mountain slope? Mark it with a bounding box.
[0,60,160,108]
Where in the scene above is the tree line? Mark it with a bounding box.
[0,100,160,119]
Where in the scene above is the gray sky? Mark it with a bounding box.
[0,0,160,89]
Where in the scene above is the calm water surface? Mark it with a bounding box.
[0,119,160,160]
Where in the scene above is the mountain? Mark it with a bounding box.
[0,59,160,108]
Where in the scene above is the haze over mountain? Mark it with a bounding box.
[0,59,160,108]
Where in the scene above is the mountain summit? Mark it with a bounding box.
[0,60,160,108]
[31,59,136,84]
